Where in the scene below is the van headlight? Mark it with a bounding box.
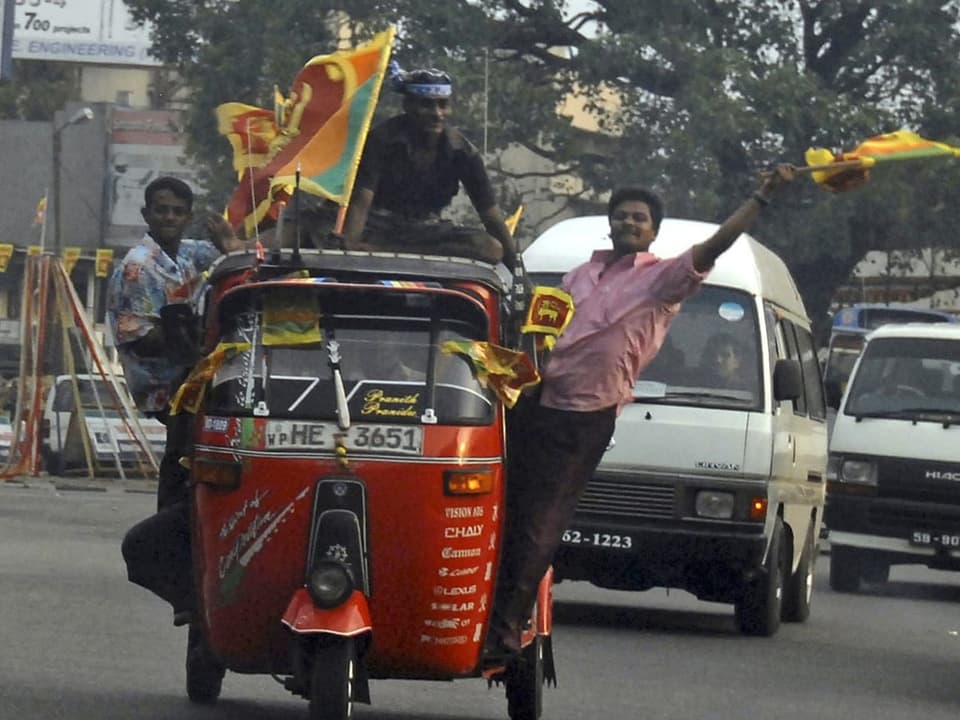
[839,459,877,486]
[694,490,735,519]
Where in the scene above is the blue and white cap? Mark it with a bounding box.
[389,61,453,98]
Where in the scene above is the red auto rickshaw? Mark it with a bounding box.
[178,248,553,719]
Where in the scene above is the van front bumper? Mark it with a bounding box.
[553,517,766,602]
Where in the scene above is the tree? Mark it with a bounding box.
[125,0,960,332]
[0,60,81,120]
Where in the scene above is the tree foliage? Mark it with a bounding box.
[0,61,81,120]
[124,0,960,331]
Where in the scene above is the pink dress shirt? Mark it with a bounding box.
[539,247,707,413]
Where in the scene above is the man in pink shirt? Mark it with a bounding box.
[486,164,797,660]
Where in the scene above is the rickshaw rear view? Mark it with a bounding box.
[179,249,552,720]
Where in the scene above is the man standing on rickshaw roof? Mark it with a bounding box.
[342,64,519,270]
[108,176,244,626]
[487,164,799,660]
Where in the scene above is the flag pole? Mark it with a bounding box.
[293,162,302,262]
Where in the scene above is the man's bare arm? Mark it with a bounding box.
[692,164,796,273]
[343,188,375,248]
[478,206,518,271]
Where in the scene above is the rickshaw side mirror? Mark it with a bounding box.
[824,378,843,410]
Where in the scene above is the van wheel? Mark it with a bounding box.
[782,524,815,623]
[829,546,861,593]
[735,517,784,636]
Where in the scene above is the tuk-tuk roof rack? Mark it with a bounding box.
[207,248,510,294]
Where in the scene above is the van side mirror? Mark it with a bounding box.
[773,359,803,402]
[824,379,843,410]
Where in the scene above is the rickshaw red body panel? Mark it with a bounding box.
[193,406,506,677]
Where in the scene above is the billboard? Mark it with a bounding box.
[107,109,201,245]
[12,0,161,67]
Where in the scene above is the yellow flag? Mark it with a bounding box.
[95,249,114,278]
[0,244,13,273]
[505,205,524,236]
[62,247,81,274]
[521,286,575,336]
[27,246,42,257]
[33,197,47,226]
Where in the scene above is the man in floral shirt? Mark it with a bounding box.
[109,176,242,627]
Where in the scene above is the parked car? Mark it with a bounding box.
[41,374,165,474]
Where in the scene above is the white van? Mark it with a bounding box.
[523,216,828,636]
[826,323,960,591]
[41,374,166,474]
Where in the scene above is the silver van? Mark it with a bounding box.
[523,216,828,636]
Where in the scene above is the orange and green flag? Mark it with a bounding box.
[220,27,396,238]
[441,340,540,409]
[805,129,960,192]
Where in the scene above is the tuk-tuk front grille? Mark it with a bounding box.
[576,478,675,519]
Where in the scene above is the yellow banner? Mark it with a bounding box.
[95,248,114,278]
[62,247,81,274]
[0,244,13,273]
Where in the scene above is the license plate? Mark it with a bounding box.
[264,421,423,456]
[561,529,634,550]
[910,530,960,548]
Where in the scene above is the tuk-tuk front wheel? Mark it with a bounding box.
[186,625,225,704]
[309,637,356,720]
[505,635,544,720]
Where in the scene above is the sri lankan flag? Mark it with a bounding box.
[221,27,396,238]
[170,342,252,415]
[441,340,540,409]
[805,129,960,192]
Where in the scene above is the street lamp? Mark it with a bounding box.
[52,107,94,256]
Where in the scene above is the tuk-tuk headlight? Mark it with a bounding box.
[307,561,354,609]
[694,490,735,519]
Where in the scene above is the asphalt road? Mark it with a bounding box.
[2,478,960,720]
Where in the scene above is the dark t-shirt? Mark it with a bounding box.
[353,114,496,220]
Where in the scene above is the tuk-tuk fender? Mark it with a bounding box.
[281,588,372,637]
[536,566,554,636]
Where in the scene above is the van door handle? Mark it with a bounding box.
[807,472,823,483]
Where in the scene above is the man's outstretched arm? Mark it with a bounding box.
[692,164,796,273]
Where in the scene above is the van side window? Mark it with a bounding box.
[780,321,808,416]
[794,324,826,421]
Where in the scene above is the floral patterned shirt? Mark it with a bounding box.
[107,234,220,413]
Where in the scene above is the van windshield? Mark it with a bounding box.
[844,337,960,419]
[633,286,762,410]
[823,332,866,392]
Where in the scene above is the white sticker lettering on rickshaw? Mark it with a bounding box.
[444,506,484,519]
[204,416,230,433]
[219,510,276,579]
[473,624,483,642]
[431,601,474,612]
[484,562,492,581]
[441,546,482,559]
[423,618,467,629]
[438,566,479,578]
[443,524,483,539]
[479,594,488,612]
[434,584,477,597]
[218,488,269,541]
[492,504,499,521]
[217,486,311,590]
[419,634,468,645]
[361,389,420,418]
[488,532,497,550]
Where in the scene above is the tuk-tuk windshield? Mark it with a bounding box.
[207,289,495,425]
